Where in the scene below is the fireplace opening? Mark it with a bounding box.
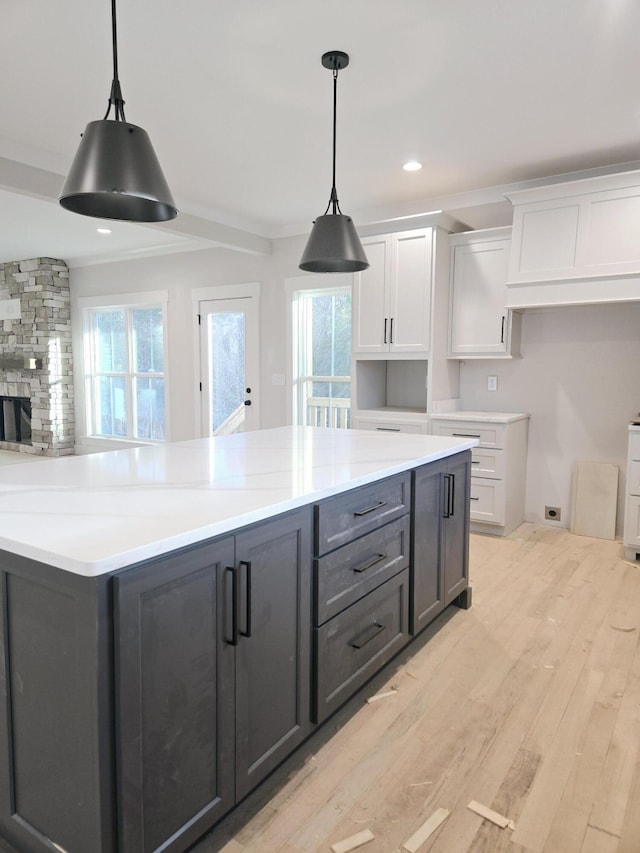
[0,396,31,445]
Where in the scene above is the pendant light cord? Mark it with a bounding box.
[324,66,342,215]
[104,0,126,121]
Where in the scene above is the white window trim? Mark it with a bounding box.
[79,290,170,446]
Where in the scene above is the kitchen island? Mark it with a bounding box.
[0,426,476,853]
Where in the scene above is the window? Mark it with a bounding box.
[292,286,351,428]
[84,300,167,441]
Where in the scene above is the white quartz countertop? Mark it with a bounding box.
[430,411,529,424]
[0,426,477,577]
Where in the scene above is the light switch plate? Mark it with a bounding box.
[487,375,498,391]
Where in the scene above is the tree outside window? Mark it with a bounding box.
[292,287,351,428]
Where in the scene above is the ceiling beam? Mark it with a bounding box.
[0,156,271,257]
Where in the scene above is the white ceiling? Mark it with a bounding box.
[2,0,640,266]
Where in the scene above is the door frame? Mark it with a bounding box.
[284,274,352,426]
[193,283,260,437]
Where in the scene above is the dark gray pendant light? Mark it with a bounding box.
[59,0,177,222]
[299,51,368,273]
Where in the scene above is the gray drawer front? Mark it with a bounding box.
[315,473,411,555]
[314,516,410,625]
[314,570,409,723]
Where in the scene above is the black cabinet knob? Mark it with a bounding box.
[244,400,252,406]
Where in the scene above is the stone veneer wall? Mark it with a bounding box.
[0,258,74,455]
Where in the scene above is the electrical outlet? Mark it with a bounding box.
[487,375,497,391]
[545,506,561,521]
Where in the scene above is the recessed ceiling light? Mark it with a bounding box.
[96,227,112,235]
[403,160,422,172]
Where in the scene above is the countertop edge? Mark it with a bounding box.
[0,438,477,577]
[430,411,529,423]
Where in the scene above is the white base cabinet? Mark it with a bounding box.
[623,425,640,561]
[430,412,529,536]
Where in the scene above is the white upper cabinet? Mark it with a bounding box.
[352,235,388,353]
[506,170,640,308]
[448,227,521,359]
[353,228,433,354]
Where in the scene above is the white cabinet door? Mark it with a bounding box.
[623,427,640,559]
[389,230,432,353]
[624,495,640,549]
[352,236,389,353]
[469,478,506,525]
[353,229,432,355]
[449,228,518,358]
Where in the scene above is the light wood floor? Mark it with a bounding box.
[196,524,640,853]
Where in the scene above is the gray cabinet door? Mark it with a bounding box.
[442,451,471,605]
[411,458,446,633]
[412,450,472,632]
[0,560,114,853]
[234,509,312,801]
[115,537,236,853]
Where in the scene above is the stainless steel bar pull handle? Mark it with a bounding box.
[354,500,387,517]
[389,317,394,343]
[383,318,387,344]
[351,622,385,649]
[353,554,386,574]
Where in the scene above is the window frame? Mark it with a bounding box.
[287,276,353,428]
[80,291,170,443]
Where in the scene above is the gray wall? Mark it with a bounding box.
[459,302,640,534]
[70,234,310,447]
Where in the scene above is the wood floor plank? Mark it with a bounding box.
[192,527,640,853]
[510,553,628,849]
[618,727,640,853]
[588,683,639,839]
[320,535,604,851]
[581,825,620,853]
[217,842,245,853]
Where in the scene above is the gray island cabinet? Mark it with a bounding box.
[0,427,475,853]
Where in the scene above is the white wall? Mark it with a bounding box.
[70,233,313,447]
[459,302,640,534]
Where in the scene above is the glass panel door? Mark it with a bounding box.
[199,297,259,435]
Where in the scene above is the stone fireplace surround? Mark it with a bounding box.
[0,258,73,456]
